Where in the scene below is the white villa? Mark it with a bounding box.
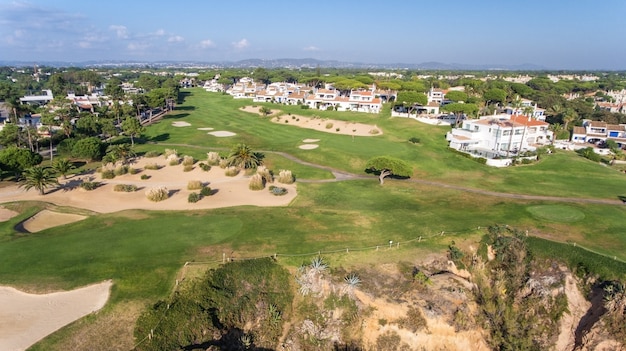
[446,114,553,159]
[19,89,54,105]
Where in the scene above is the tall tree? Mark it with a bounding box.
[121,117,144,147]
[562,108,579,131]
[19,166,59,195]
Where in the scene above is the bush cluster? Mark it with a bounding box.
[249,174,265,190]
[145,187,169,202]
[80,181,100,191]
[114,165,129,176]
[144,163,160,170]
[101,169,115,179]
[144,150,160,158]
[325,122,333,129]
[277,169,294,184]
[182,155,194,166]
[200,186,212,196]
[269,185,288,196]
[207,152,221,166]
[140,174,150,180]
[187,180,203,190]
[187,192,201,203]
[183,165,193,172]
[198,162,211,171]
[224,166,239,177]
[113,184,137,192]
[450,148,488,164]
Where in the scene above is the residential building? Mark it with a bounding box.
[571,120,626,148]
[446,114,553,158]
[19,89,54,106]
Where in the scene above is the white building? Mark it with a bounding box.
[446,114,553,158]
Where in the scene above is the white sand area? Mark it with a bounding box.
[171,121,191,127]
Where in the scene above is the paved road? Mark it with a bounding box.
[155,143,625,206]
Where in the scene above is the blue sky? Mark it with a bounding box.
[1,0,625,70]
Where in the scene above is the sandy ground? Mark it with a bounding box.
[0,155,297,214]
[0,280,112,351]
[21,209,87,233]
[241,105,383,136]
[0,155,297,349]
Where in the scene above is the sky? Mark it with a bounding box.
[1,0,625,70]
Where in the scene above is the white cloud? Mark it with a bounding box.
[109,25,128,39]
[199,39,215,48]
[232,38,249,49]
[303,45,320,51]
[168,35,184,43]
[127,42,149,51]
[154,29,165,36]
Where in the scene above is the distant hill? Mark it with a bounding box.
[0,58,547,71]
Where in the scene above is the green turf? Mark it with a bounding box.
[526,205,586,222]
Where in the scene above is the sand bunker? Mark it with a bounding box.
[171,121,191,127]
[299,144,319,150]
[208,131,237,137]
[241,106,280,115]
[0,280,112,351]
[0,206,19,222]
[197,127,214,131]
[272,115,382,136]
[21,210,87,233]
[302,139,320,143]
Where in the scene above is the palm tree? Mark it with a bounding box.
[52,158,75,179]
[561,108,579,132]
[226,143,264,170]
[19,166,59,195]
[105,143,135,166]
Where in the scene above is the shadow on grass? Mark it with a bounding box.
[149,133,170,142]
[175,106,195,111]
[618,195,626,204]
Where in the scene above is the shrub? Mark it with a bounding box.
[257,166,273,183]
[326,106,334,111]
[183,165,193,172]
[146,186,169,202]
[144,163,160,170]
[114,165,129,176]
[284,119,289,123]
[80,181,100,191]
[187,180,203,190]
[200,186,212,196]
[144,150,160,158]
[325,122,333,129]
[188,192,201,203]
[277,170,294,184]
[576,147,602,162]
[224,166,239,177]
[101,169,115,179]
[268,185,288,196]
[182,155,194,166]
[219,158,229,169]
[369,129,380,135]
[164,148,178,158]
[300,105,309,109]
[113,184,137,192]
[167,154,180,166]
[249,174,265,190]
[336,128,340,132]
[207,152,221,166]
[409,137,421,144]
[140,174,150,180]
[198,162,211,171]
[128,167,138,175]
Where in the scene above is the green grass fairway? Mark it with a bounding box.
[526,205,586,222]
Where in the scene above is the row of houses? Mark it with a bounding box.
[572,120,626,147]
[220,78,395,114]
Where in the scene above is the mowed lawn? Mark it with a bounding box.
[0,88,626,349]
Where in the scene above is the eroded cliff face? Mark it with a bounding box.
[281,252,624,351]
